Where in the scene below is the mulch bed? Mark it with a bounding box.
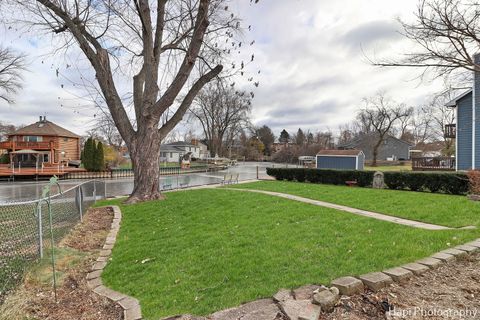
[22,207,123,320]
[322,253,480,320]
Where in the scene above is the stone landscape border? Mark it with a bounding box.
[85,205,142,320]
[85,203,480,320]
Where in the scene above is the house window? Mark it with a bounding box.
[23,136,43,142]
[43,154,49,163]
[170,152,173,158]
[63,137,68,142]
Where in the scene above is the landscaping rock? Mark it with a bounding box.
[93,285,127,301]
[402,263,429,275]
[273,289,292,303]
[279,299,311,320]
[382,267,413,283]
[86,270,102,280]
[124,307,143,320]
[103,243,114,250]
[465,241,480,248]
[298,303,321,320]
[416,257,442,269]
[293,285,323,300]
[210,299,281,320]
[431,252,455,262]
[330,276,364,296]
[86,277,102,289]
[92,261,108,271]
[440,248,468,258]
[358,272,393,291]
[455,244,479,253]
[312,288,340,312]
[118,296,141,315]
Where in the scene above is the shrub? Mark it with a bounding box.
[266,168,469,195]
[467,170,480,194]
[384,171,468,195]
[93,141,105,171]
[266,168,375,187]
[0,154,9,164]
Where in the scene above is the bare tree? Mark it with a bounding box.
[5,0,257,202]
[89,113,124,150]
[190,81,251,157]
[0,121,17,141]
[376,0,480,78]
[425,89,457,155]
[357,94,413,166]
[410,106,434,145]
[0,46,26,103]
[337,124,355,146]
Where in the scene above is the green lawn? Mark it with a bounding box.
[229,181,480,228]
[99,189,478,319]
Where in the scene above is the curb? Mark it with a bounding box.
[86,205,143,320]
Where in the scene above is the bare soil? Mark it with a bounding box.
[322,254,480,320]
[0,207,123,320]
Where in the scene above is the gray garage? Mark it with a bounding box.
[316,149,365,170]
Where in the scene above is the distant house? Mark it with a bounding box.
[160,141,203,163]
[191,139,209,159]
[338,133,413,161]
[159,144,184,163]
[0,116,81,167]
[316,149,365,170]
[446,87,479,170]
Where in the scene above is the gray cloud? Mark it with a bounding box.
[339,20,402,51]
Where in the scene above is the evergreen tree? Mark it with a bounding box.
[256,125,275,156]
[295,128,306,146]
[279,129,290,144]
[83,137,94,171]
[94,141,105,171]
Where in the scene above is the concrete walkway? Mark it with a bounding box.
[224,188,475,231]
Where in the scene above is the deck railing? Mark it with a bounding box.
[444,124,456,139]
[412,157,455,171]
[0,141,57,150]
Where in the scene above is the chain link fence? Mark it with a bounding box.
[0,180,106,304]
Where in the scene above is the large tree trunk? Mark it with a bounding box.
[126,127,163,203]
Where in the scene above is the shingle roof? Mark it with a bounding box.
[9,119,80,138]
[160,144,184,152]
[166,141,195,147]
[317,149,363,156]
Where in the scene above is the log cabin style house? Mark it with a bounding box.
[0,116,81,168]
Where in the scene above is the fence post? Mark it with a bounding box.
[256,166,259,179]
[77,187,83,221]
[93,180,97,204]
[104,180,107,199]
[37,204,43,259]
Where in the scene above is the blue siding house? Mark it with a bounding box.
[447,85,480,170]
[316,149,365,170]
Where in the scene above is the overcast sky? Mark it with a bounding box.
[0,0,449,138]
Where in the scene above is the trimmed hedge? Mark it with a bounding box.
[383,171,468,195]
[266,168,374,187]
[266,168,469,195]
